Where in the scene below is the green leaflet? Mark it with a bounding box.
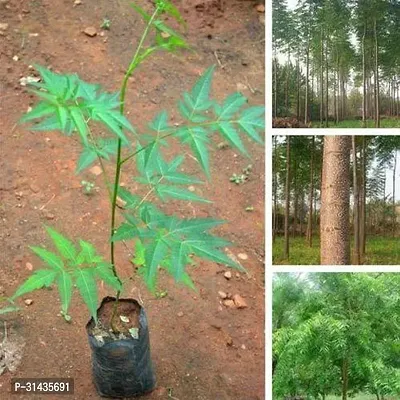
[132,240,146,266]
[57,271,73,314]
[112,223,139,241]
[29,246,64,272]
[70,106,89,146]
[20,102,56,123]
[217,121,249,156]
[45,226,77,262]
[76,147,98,174]
[95,263,122,291]
[173,218,225,234]
[74,268,98,323]
[149,110,169,133]
[140,237,169,292]
[190,65,215,113]
[156,184,211,203]
[217,92,248,120]
[12,269,58,300]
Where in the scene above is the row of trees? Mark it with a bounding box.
[273,135,400,264]
[273,273,400,399]
[272,0,400,126]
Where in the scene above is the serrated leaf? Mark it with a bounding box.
[57,106,69,131]
[97,112,129,145]
[74,268,98,323]
[45,226,77,262]
[76,146,98,174]
[156,185,211,203]
[141,237,169,292]
[70,106,89,146]
[171,242,186,282]
[190,65,215,108]
[79,240,98,263]
[132,240,146,266]
[30,115,62,131]
[20,102,56,123]
[30,246,64,271]
[112,223,139,241]
[149,110,169,133]
[12,269,58,300]
[95,262,122,291]
[57,271,72,314]
[217,92,247,120]
[217,122,248,156]
[130,3,151,22]
[143,139,160,171]
[175,218,225,234]
[162,1,186,27]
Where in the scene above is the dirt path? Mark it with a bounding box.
[0,0,265,399]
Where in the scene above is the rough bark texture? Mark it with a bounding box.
[320,136,351,265]
[352,136,360,265]
[307,135,315,247]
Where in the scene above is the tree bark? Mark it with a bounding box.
[293,161,298,237]
[305,39,310,124]
[284,137,291,259]
[321,136,351,265]
[307,136,315,247]
[352,136,360,265]
[320,29,324,127]
[273,136,278,242]
[393,152,397,237]
[374,19,380,128]
[325,37,329,127]
[360,136,366,258]
[362,23,367,128]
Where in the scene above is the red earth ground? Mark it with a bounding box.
[0,0,265,399]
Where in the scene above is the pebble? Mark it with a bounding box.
[233,294,248,309]
[45,213,55,220]
[177,311,184,317]
[74,0,82,4]
[0,22,9,30]
[238,253,248,260]
[116,196,127,209]
[188,186,195,192]
[24,299,33,306]
[25,262,33,271]
[29,183,40,193]
[256,4,265,13]
[12,55,19,61]
[83,27,97,37]
[223,299,235,308]
[224,271,232,280]
[89,165,102,176]
[218,291,227,299]
[241,344,246,350]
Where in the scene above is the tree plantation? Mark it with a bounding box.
[272,0,400,128]
[273,273,400,400]
[272,135,400,265]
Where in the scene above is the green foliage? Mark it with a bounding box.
[11,228,121,322]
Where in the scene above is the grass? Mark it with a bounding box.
[273,235,400,265]
[310,118,400,128]
[326,396,397,400]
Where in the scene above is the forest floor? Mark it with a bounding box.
[0,1,265,399]
[273,236,400,265]
[309,118,400,128]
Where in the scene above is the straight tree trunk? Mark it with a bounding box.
[296,55,300,120]
[325,38,329,127]
[321,136,351,265]
[352,136,360,265]
[273,136,278,242]
[293,161,298,237]
[285,48,291,116]
[374,19,380,127]
[284,137,291,259]
[320,29,324,127]
[307,136,315,247]
[362,23,367,128]
[360,136,366,258]
[274,45,278,118]
[305,40,310,124]
[393,152,397,237]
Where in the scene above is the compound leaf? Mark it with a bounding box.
[74,268,98,323]
[45,226,77,262]
[12,269,58,300]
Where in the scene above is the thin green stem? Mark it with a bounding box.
[109,7,161,331]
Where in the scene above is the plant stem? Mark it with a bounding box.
[109,7,160,332]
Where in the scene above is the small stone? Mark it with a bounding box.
[26,262,33,271]
[236,82,247,91]
[256,4,265,13]
[24,299,33,306]
[83,27,97,37]
[89,165,102,176]
[177,311,184,317]
[0,22,9,30]
[233,294,248,309]
[224,271,232,280]
[74,0,82,4]
[218,291,227,299]
[161,31,170,39]
[241,344,246,350]
[45,212,55,220]
[238,253,248,260]
[223,299,235,308]
[119,315,130,323]
[217,142,229,150]
[188,186,195,192]
[12,55,19,61]
[225,335,233,346]
[29,183,40,193]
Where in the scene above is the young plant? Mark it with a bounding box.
[2,0,265,331]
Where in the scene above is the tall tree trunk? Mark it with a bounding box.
[293,161,298,237]
[362,23,367,128]
[274,44,278,118]
[352,136,360,265]
[321,136,351,265]
[273,136,278,242]
[342,358,349,400]
[393,152,397,237]
[305,39,310,124]
[374,19,380,128]
[296,55,300,120]
[320,29,324,127]
[300,191,304,236]
[307,136,315,247]
[325,37,329,128]
[285,48,291,116]
[284,137,291,259]
[360,136,366,259]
